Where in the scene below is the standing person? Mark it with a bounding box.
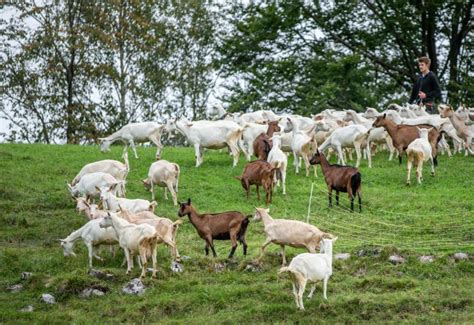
[409,56,442,114]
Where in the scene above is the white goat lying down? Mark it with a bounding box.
[253,208,333,265]
[406,128,435,185]
[60,217,118,269]
[142,159,180,206]
[100,212,160,278]
[166,118,243,167]
[67,172,123,202]
[99,122,165,159]
[99,186,157,213]
[279,237,338,310]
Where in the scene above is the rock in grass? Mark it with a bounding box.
[21,272,33,280]
[214,262,225,273]
[171,261,184,273]
[41,293,56,304]
[20,305,34,313]
[245,264,261,272]
[88,269,114,280]
[389,255,406,265]
[419,255,434,263]
[7,284,23,293]
[79,288,105,298]
[454,252,468,261]
[335,253,351,261]
[122,278,145,295]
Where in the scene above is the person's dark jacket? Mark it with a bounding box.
[409,71,441,104]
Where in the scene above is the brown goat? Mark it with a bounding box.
[235,160,276,204]
[253,121,281,160]
[310,150,362,212]
[177,199,249,258]
[373,114,440,165]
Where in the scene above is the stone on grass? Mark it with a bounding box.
[21,272,33,280]
[245,264,261,272]
[41,293,56,304]
[214,262,225,272]
[454,253,468,261]
[88,269,114,280]
[122,278,145,295]
[335,253,351,261]
[20,305,34,313]
[79,288,106,298]
[419,255,434,263]
[7,284,24,293]
[389,255,406,265]
[171,261,184,273]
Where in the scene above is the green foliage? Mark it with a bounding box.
[0,144,473,322]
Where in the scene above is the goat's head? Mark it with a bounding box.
[66,182,78,197]
[75,197,90,213]
[439,104,453,118]
[99,213,113,228]
[372,114,387,128]
[178,198,193,217]
[283,117,293,132]
[309,150,324,165]
[319,236,338,254]
[268,120,281,133]
[253,207,269,222]
[60,239,76,257]
[98,138,111,153]
[142,179,151,191]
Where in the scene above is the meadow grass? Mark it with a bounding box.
[0,143,473,323]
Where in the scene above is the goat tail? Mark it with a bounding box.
[149,201,158,212]
[351,172,362,197]
[237,216,250,242]
[278,267,305,284]
[234,175,242,181]
[172,219,183,228]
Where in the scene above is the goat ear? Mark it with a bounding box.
[187,198,191,204]
[95,186,101,192]
[110,183,118,191]
[383,113,386,119]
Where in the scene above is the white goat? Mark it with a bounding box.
[253,208,333,265]
[99,122,165,159]
[60,218,118,269]
[440,104,474,156]
[284,117,317,176]
[267,134,288,194]
[279,237,338,310]
[234,110,279,124]
[406,128,435,185]
[142,160,180,205]
[207,104,228,120]
[240,122,269,161]
[100,212,159,278]
[75,198,107,220]
[318,124,371,168]
[99,186,157,213]
[67,172,122,203]
[166,118,243,167]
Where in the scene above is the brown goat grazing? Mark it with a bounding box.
[310,150,362,212]
[235,160,276,204]
[253,121,281,160]
[373,114,440,165]
[177,199,250,258]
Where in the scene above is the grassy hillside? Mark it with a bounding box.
[0,143,473,323]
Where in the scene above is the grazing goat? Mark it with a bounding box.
[119,207,182,262]
[253,121,281,160]
[178,199,249,258]
[67,172,122,203]
[253,208,334,265]
[142,159,180,205]
[309,150,362,212]
[406,128,436,185]
[71,153,129,197]
[235,160,276,204]
[60,218,118,269]
[373,114,440,164]
[267,134,288,195]
[279,237,338,310]
[100,212,160,278]
[99,122,165,159]
[99,186,157,213]
[165,118,243,167]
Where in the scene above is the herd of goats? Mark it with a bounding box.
[62,103,472,310]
